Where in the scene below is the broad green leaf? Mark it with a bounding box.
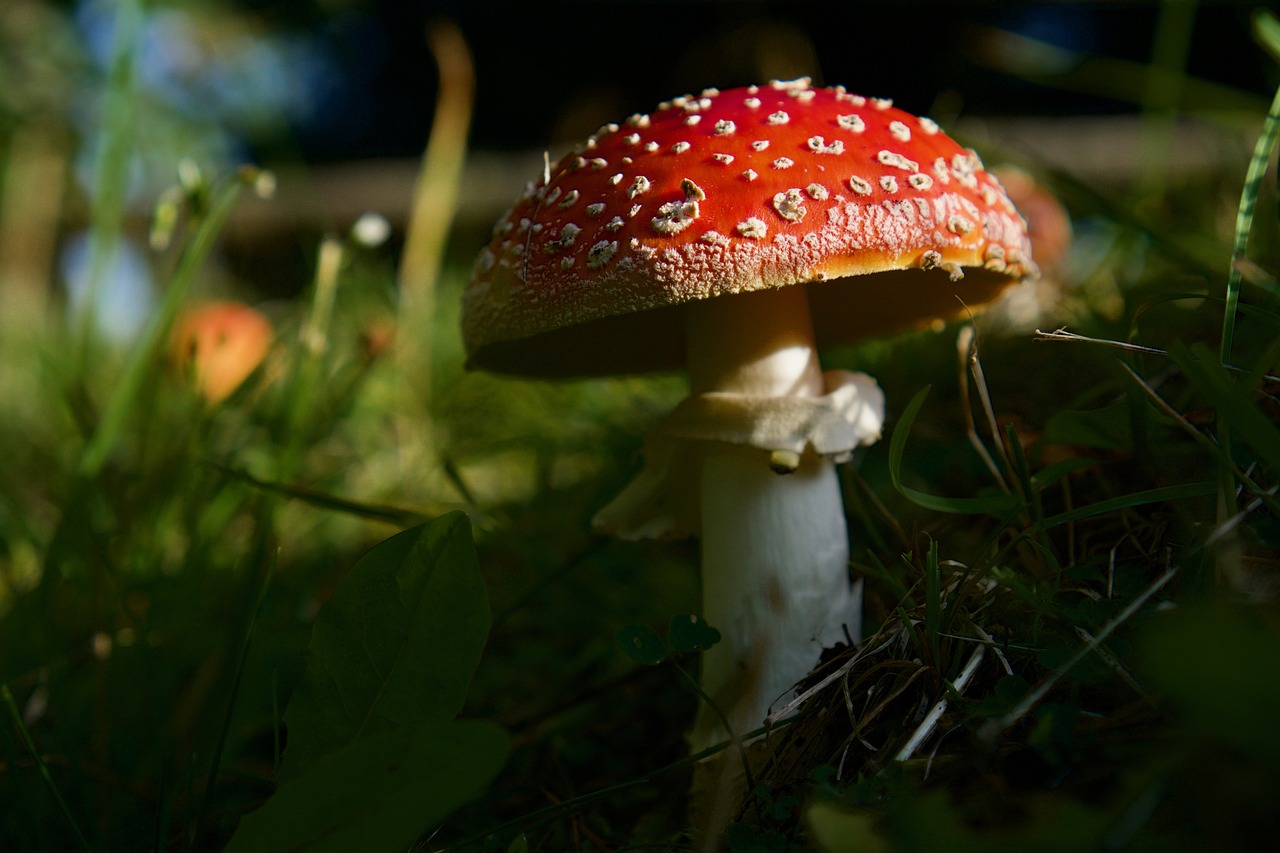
[888,387,1023,516]
[226,719,508,853]
[281,512,489,778]
[667,613,721,653]
[615,624,668,665]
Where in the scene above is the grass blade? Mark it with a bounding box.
[208,463,438,527]
[1221,71,1280,365]
[924,539,941,668]
[75,0,142,362]
[2,685,93,853]
[78,169,259,477]
[889,387,1023,516]
[980,563,1180,743]
[1172,342,1280,472]
[1039,481,1217,530]
[191,550,277,849]
[1254,9,1280,65]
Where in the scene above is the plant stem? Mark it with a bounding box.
[76,0,143,366]
[78,170,253,478]
[2,685,93,853]
[1221,77,1280,367]
[671,661,754,792]
[191,551,276,848]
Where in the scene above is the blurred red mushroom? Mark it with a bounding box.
[171,300,273,404]
[991,165,1070,275]
[463,79,1034,752]
[987,165,1070,327]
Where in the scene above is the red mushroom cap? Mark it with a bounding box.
[464,79,1034,377]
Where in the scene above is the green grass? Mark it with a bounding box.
[2,8,1280,853]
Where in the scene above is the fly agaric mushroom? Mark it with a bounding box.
[171,300,273,404]
[462,79,1034,751]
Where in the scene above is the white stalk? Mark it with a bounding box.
[684,287,859,752]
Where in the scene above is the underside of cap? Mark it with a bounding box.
[466,265,1017,377]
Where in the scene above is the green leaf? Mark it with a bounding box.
[228,513,508,849]
[1038,481,1216,529]
[888,387,1023,516]
[615,624,668,665]
[280,512,490,778]
[667,613,721,654]
[226,719,508,853]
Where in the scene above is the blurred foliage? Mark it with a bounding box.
[1,1,1279,852]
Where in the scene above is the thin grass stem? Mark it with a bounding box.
[670,661,755,792]
[979,562,1180,743]
[1221,67,1280,366]
[76,0,142,366]
[1135,0,1196,199]
[957,326,1010,493]
[78,169,257,478]
[1119,361,1280,516]
[924,540,942,668]
[395,21,475,481]
[191,550,277,848]
[1,685,93,853]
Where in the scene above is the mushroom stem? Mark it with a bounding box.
[683,287,858,751]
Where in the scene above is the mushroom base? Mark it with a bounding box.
[691,442,858,751]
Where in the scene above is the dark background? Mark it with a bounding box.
[277,1,1271,161]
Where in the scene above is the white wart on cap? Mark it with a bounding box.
[464,78,1035,376]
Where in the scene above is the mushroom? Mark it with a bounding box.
[171,300,273,404]
[462,79,1034,752]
